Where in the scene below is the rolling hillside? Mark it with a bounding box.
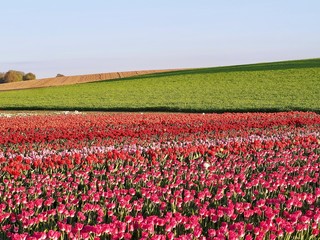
[0,58,319,113]
[0,69,181,91]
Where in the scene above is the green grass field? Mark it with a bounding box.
[0,58,319,113]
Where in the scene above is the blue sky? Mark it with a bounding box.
[1,0,319,78]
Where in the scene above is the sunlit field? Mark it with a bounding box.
[0,59,319,113]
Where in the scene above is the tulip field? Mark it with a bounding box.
[0,111,320,240]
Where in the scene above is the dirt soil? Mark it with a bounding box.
[0,69,181,91]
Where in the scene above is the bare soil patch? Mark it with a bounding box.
[0,69,181,91]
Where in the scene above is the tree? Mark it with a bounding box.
[0,72,5,83]
[23,72,36,81]
[3,70,23,83]
[56,74,65,77]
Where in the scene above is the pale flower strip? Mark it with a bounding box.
[0,131,318,162]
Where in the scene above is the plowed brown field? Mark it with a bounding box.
[0,69,181,91]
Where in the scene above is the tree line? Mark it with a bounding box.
[0,70,36,83]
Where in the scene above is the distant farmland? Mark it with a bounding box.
[0,69,181,91]
[0,58,319,113]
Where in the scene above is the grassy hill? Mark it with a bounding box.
[0,58,319,113]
